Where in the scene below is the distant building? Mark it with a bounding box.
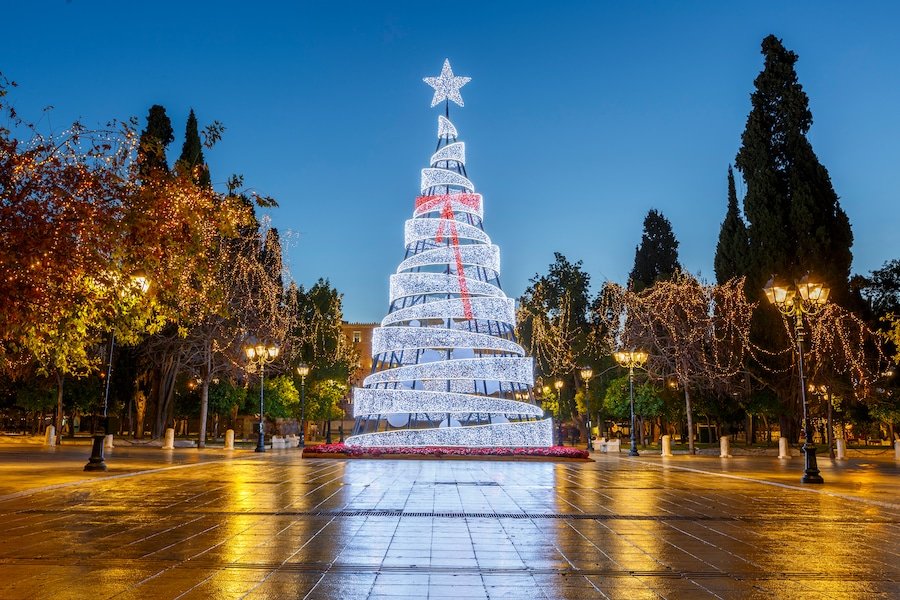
[341,322,378,388]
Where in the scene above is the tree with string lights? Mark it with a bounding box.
[613,274,755,453]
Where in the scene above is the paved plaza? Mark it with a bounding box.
[0,443,898,599]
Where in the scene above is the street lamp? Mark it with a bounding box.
[614,349,649,457]
[244,338,279,453]
[554,379,564,445]
[296,363,310,448]
[85,269,150,472]
[764,274,829,484]
[579,366,594,451]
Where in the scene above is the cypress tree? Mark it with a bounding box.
[137,105,174,178]
[177,109,212,188]
[629,209,680,292]
[735,35,853,302]
[714,166,749,285]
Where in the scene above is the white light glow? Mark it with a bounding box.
[363,357,534,387]
[420,168,475,193]
[389,273,504,303]
[350,68,549,449]
[404,218,489,246]
[345,418,553,448]
[352,388,543,418]
[438,116,458,139]
[413,193,483,219]
[397,244,499,274]
[381,297,515,327]
[430,142,466,167]
[423,59,471,108]
[372,326,524,357]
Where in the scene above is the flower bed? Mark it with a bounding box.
[303,443,589,460]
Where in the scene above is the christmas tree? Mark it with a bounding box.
[346,60,551,448]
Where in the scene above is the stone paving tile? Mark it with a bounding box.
[0,447,898,598]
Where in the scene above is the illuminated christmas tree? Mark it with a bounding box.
[346,60,552,448]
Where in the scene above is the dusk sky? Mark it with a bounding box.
[5,1,899,322]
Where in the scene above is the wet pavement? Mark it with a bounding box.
[0,444,897,599]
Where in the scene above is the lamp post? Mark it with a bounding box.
[296,363,309,448]
[554,379,564,446]
[85,269,150,472]
[614,349,649,457]
[579,366,594,451]
[244,338,279,453]
[764,274,829,484]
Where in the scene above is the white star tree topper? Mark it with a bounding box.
[423,59,471,108]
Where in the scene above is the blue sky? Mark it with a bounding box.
[4,1,899,322]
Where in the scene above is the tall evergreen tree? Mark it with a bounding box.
[714,166,749,284]
[735,35,853,301]
[177,109,212,188]
[137,105,174,178]
[629,209,680,292]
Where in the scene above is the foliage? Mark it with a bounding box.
[246,374,298,419]
[858,260,900,317]
[734,35,853,302]
[15,379,55,413]
[176,108,211,188]
[303,378,347,422]
[602,375,665,421]
[714,166,749,285]
[208,379,246,415]
[285,279,358,383]
[629,209,680,293]
[137,105,174,178]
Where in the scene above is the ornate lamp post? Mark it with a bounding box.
[614,349,649,457]
[85,270,150,472]
[579,366,594,451]
[764,274,829,484]
[296,363,310,448]
[244,339,279,453]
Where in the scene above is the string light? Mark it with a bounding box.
[353,388,544,417]
[437,115,458,138]
[346,419,552,448]
[363,357,534,387]
[397,244,499,273]
[346,80,551,449]
[420,168,475,193]
[372,326,525,357]
[381,296,515,327]
[404,218,489,245]
[390,272,503,302]
[414,193,482,218]
[430,142,466,166]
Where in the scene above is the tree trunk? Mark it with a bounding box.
[153,356,180,438]
[826,389,835,460]
[684,387,695,454]
[54,371,64,445]
[134,391,147,439]
[198,343,211,449]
